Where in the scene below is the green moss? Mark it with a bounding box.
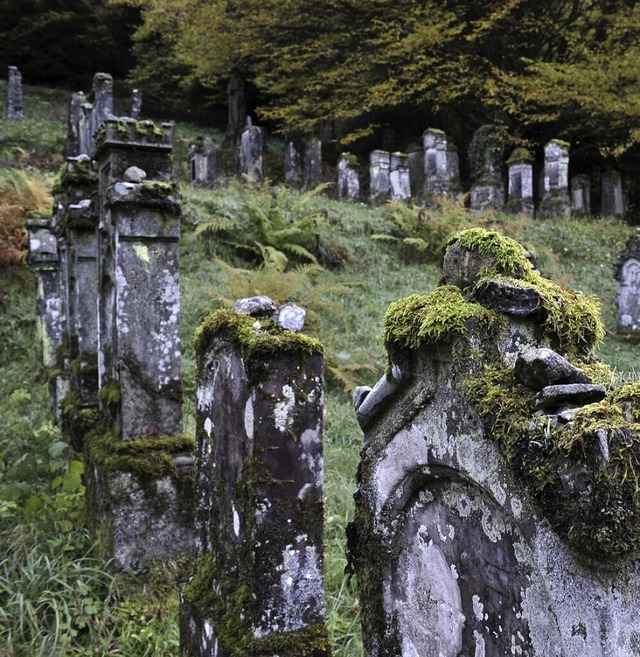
[382,287,502,364]
[506,147,534,164]
[85,429,194,479]
[465,365,640,563]
[60,389,101,436]
[52,158,97,194]
[195,309,323,378]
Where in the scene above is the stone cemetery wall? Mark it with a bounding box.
[348,227,640,656]
[180,296,330,657]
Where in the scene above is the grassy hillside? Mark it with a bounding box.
[1,82,638,656]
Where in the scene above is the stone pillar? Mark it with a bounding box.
[180,297,329,657]
[423,128,460,204]
[570,174,591,216]
[284,140,302,188]
[615,236,640,332]
[304,137,322,189]
[506,148,534,216]
[189,137,216,188]
[88,73,114,154]
[369,150,390,203]
[27,214,64,368]
[226,75,246,145]
[468,125,505,211]
[239,119,263,182]
[538,140,570,218]
[131,89,142,119]
[389,152,411,201]
[88,118,194,571]
[349,229,640,657]
[65,91,86,157]
[337,153,360,201]
[6,66,24,119]
[601,170,624,218]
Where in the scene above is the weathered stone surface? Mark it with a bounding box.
[304,137,322,189]
[369,150,390,203]
[181,309,329,657]
[284,140,302,188]
[226,75,246,145]
[538,140,570,219]
[571,174,591,216]
[130,89,142,119]
[468,125,505,211]
[506,148,534,216]
[601,169,624,218]
[515,348,591,390]
[189,137,216,188]
[238,118,263,182]
[533,383,606,410]
[473,278,540,316]
[423,128,460,204]
[123,166,147,183]
[337,153,360,201]
[234,294,278,317]
[389,152,411,201]
[6,66,24,119]
[615,235,640,332]
[441,241,494,289]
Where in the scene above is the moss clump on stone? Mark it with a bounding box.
[60,389,101,436]
[195,309,323,375]
[85,429,194,479]
[382,286,502,364]
[52,158,97,194]
[466,366,640,563]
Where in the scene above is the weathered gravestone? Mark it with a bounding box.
[84,118,194,571]
[506,147,534,216]
[239,118,264,182]
[468,125,505,211]
[422,129,461,205]
[615,234,640,333]
[284,140,302,188]
[370,150,391,203]
[6,66,24,119]
[337,153,360,201]
[189,137,217,188]
[65,92,86,157]
[180,297,330,657]
[601,169,624,218]
[406,144,423,202]
[389,153,411,201]
[304,137,323,189]
[349,227,640,657]
[538,140,570,218]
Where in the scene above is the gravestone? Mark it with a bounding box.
[239,118,264,182]
[601,170,624,218]
[350,227,640,656]
[87,118,194,571]
[538,140,570,218]
[389,153,411,201]
[423,129,460,204]
[189,137,216,188]
[406,144,423,201]
[65,92,86,157]
[370,150,390,203]
[570,174,591,216]
[615,235,640,333]
[284,140,302,188]
[88,73,114,154]
[130,89,142,119]
[468,125,505,211]
[337,153,360,201]
[6,66,24,119]
[226,75,247,145]
[304,137,322,189]
[180,299,330,657]
[506,148,534,215]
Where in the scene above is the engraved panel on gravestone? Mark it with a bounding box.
[426,151,437,178]
[389,478,535,657]
[512,171,522,199]
[618,258,640,331]
[549,162,559,189]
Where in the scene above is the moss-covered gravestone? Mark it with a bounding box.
[85,118,194,571]
[422,128,460,205]
[349,228,640,657]
[538,140,570,219]
[180,299,330,657]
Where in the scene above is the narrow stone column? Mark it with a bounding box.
[88,73,114,149]
[468,125,505,211]
[337,153,360,200]
[6,66,24,119]
[389,152,411,201]
[239,118,264,182]
[131,89,142,119]
[189,137,216,188]
[423,128,460,204]
[506,148,534,216]
[226,75,246,145]
[304,137,322,189]
[601,170,624,218]
[180,298,330,657]
[284,140,302,188]
[570,174,591,216]
[369,150,390,203]
[27,214,64,368]
[538,140,570,218]
[88,118,194,571]
[65,91,86,157]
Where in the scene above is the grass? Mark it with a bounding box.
[1,82,639,656]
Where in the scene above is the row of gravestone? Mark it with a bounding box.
[6,65,625,219]
[26,72,640,657]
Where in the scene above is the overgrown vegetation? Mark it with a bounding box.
[2,83,640,657]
